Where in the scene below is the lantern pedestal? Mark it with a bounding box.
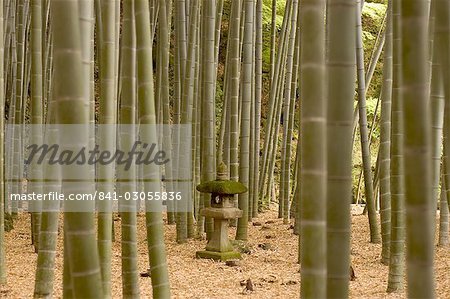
[196,207,243,261]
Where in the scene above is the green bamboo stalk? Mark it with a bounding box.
[200,0,217,240]
[326,0,356,297]
[78,0,95,210]
[211,0,224,109]
[354,14,387,205]
[249,37,255,222]
[33,113,61,299]
[173,1,187,201]
[217,63,229,165]
[279,0,298,222]
[213,0,224,76]
[149,0,157,38]
[114,0,119,105]
[157,0,175,225]
[366,13,387,93]
[260,0,292,205]
[291,5,301,231]
[430,6,444,223]
[180,0,200,240]
[435,0,450,241]
[89,0,95,159]
[299,0,326,295]
[193,20,203,237]
[227,1,242,227]
[154,0,164,124]
[29,0,43,254]
[286,0,300,222]
[172,0,186,184]
[156,0,177,239]
[11,0,27,216]
[5,0,17,208]
[439,174,449,246]
[239,3,245,66]
[172,0,187,242]
[185,0,190,27]
[176,0,187,80]
[400,0,435,297]
[249,6,258,220]
[33,16,59,299]
[293,138,301,236]
[236,0,254,241]
[22,6,31,139]
[119,0,140,296]
[155,25,162,125]
[22,2,30,191]
[42,10,52,125]
[352,13,387,143]
[0,0,5,285]
[355,0,380,243]
[259,0,290,198]
[269,0,276,84]
[379,1,393,266]
[355,96,381,206]
[63,228,73,298]
[426,0,435,98]
[228,0,241,188]
[5,1,17,216]
[387,0,405,291]
[264,59,287,207]
[253,0,262,218]
[217,69,229,165]
[97,0,118,295]
[224,0,241,227]
[52,0,103,296]
[135,0,171,297]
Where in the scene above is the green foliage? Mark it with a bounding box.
[262,0,286,27]
[362,30,376,44]
[262,44,271,72]
[363,3,386,29]
[362,3,385,48]
[261,0,286,72]
[366,97,381,139]
[362,2,387,99]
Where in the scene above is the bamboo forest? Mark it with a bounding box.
[0,0,449,298]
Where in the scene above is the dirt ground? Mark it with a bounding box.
[0,208,449,298]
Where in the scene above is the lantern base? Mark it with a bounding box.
[195,250,241,261]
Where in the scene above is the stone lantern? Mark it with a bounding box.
[195,162,247,261]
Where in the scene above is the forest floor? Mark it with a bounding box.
[1,206,449,298]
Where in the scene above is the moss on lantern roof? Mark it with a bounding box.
[196,180,248,195]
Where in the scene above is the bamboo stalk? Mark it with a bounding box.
[135,0,171,296]
[299,0,326,295]
[355,0,380,243]
[52,0,103,296]
[119,0,140,295]
[400,0,435,296]
[0,0,5,285]
[326,0,356,296]
[379,1,392,265]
